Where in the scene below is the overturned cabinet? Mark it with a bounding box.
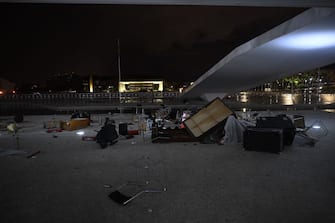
[183,98,233,143]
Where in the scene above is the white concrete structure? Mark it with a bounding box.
[3,0,335,7]
[182,7,335,101]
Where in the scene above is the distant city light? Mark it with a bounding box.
[89,75,94,93]
[282,93,295,105]
[0,90,3,95]
[277,31,335,49]
[239,91,248,103]
[321,94,335,104]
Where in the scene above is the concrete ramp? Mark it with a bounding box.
[5,1,335,7]
[181,8,335,101]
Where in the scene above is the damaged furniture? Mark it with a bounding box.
[292,115,306,129]
[244,128,284,153]
[151,127,197,143]
[183,97,233,143]
[243,114,296,153]
[256,115,296,146]
[109,181,166,206]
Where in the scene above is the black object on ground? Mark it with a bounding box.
[109,188,165,206]
[243,127,283,153]
[152,127,197,143]
[199,120,226,144]
[96,123,118,149]
[14,113,24,123]
[256,115,296,146]
[293,115,306,129]
[26,150,41,158]
[119,123,128,136]
[125,135,134,139]
[109,191,132,205]
[108,181,166,206]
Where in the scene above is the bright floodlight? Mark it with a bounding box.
[76,131,85,135]
[277,31,335,49]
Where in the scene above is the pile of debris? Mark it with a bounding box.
[37,99,327,153]
[150,97,326,153]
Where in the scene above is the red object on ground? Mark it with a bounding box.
[46,128,63,133]
[127,130,139,135]
[82,136,96,141]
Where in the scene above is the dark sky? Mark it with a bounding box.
[0,3,306,85]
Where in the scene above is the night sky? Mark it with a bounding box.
[0,3,306,86]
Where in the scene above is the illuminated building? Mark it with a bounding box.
[89,75,94,93]
[119,80,163,92]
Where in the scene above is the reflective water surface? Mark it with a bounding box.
[229,92,335,106]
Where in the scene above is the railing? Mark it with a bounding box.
[0,91,182,115]
[0,92,180,102]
